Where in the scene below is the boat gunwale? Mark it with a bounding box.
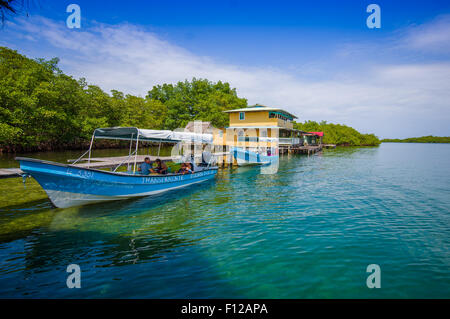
[15,157,218,178]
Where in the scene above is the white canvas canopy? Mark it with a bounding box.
[172,131,213,144]
[93,127,213,143]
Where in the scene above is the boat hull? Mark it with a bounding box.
[16,157,218,208]
[230,147,279,166]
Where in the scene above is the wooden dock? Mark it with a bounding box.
[0,168,23,179]
[69,155,173,169]
[281,144,323,155]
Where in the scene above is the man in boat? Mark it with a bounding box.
[138,157,152,175]
[177,163,186,174]
[177,163,191,174]
[150,158,168,174]
[178,163,193,174]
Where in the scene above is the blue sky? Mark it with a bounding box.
[1,0,450,138]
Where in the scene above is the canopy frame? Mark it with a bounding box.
[71,126,214,171]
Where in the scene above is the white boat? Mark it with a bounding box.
[230,147,279,166]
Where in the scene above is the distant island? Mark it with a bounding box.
[382,136,450,143]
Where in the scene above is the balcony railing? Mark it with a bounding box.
[237,136,278,142]
[236,136,302,145]
[279,138,301,145]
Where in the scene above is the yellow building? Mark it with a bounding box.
[220,104,303,148]
[225,104,295,130]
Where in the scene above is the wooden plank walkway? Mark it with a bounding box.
[0,168,23,179]
[0,156,172,179]
[72,155,173,169]
[280,144,323,155]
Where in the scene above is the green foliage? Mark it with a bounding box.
[382,136,450,143]
[0,47,246,151]
[294,120,381,146]
[147,78,247,129]
[1,0,19,24]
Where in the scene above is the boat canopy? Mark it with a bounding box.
[172,131,213,143]
[93,127,213,143]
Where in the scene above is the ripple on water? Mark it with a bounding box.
[0,143,449,298]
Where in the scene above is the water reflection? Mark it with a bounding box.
[1,179,217,270]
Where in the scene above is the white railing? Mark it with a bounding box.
[237,136,278,142]
[236,137,302,145]
[278,138,291,145]
[278,138,301,145]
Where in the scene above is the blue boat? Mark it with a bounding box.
[230,147,279,166]
[16,127,218,208]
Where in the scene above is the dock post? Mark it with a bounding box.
[133,134,140,173]
[87,133,95,168]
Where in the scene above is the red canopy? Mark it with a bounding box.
[309,132,324,137]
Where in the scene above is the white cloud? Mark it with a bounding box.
[2,16,450,138]
[400,14,450,54]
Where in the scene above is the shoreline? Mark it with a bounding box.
[381,141,450,144]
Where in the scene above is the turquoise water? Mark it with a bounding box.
[0,143,449,298]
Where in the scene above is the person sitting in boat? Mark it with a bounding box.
[177,163,186,174]
[177,163,192,174]
[138,157,152,175]
[150,158,168,175]
[185,163,193,173]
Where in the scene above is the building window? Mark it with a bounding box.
[239,112,245,120]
